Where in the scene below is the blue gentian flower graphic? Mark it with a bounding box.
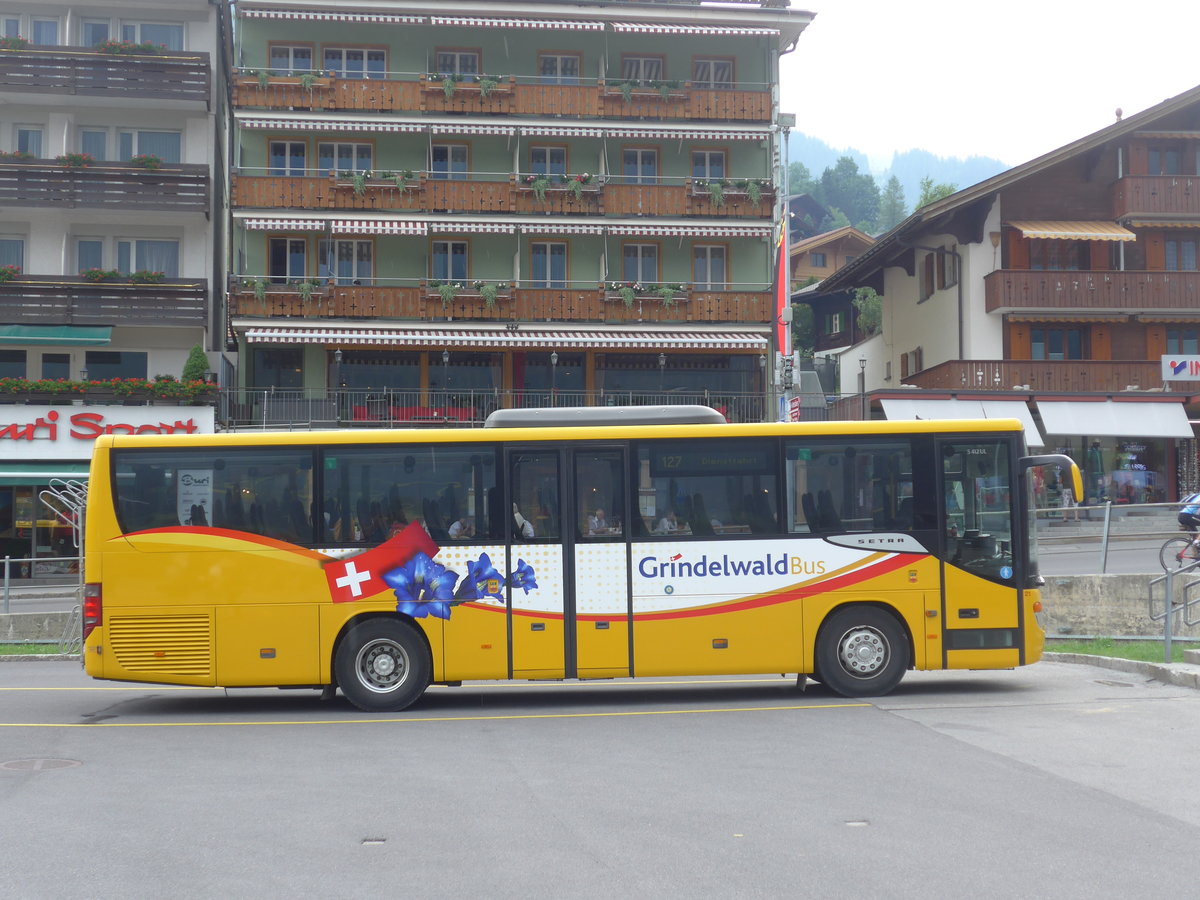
[384,552,460,619]
[459,552,504,601]
[507,558,538,594]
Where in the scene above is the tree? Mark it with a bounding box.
[786,161,817,196]
[877,175,907,232]
[181,344,210,381]
[790,302,815,355]
[914,176,956,210]
[818,157,880,232]
[852,287,882,337]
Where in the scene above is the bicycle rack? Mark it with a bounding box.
[38,479,88,660]
[1149,558,1200,628]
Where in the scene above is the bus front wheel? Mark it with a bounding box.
[815,607,909,698]
[334,618,431,712]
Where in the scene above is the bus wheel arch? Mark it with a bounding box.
[814,603,912,698]
[332,614,432,712]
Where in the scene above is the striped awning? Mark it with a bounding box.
[428,222,516,234]
[239,118,425,134]
[605,127,769,142]
[243,218,326,231]
[429,123,516,137]
[330,220,427,236]
[430,16,604,31]
[521,126,606,139]
[609,224,772,238]
[1124,219,1200,229]
[519,223,605,236]
[243,326,769,351]
[610,22,780,36]
[239,9,425,24]
[1008,221,1137,241]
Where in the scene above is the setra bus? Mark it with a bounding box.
[81,406,1080,710]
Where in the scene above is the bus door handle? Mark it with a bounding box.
[958,608,979,619]
[530,622,545,631]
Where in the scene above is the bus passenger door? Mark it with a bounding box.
[571,447,631,678]
[507,449,566,678]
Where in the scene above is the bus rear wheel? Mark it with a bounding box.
[335,618,431,712]
[815,606,909,698]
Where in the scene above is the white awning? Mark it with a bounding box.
[610,22,779,36]
[1037,400,1194,438]
[239,118,425,134]
[240,9,425,24]
[605,127,769,141]
[242,218,326,231]
[430,16,604,31]
[521,126,606,138]
[243,326,769,351]
[330,220,427,236]
[608,224,772,238]
[880,397,1044,447]
[428,222,516,234]
[429,123,516,137]
[519,223,605,236]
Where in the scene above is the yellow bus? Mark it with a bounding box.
[81,407,1080,710]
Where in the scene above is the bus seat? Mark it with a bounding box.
[801,492,818,530]
[817,490,841,531]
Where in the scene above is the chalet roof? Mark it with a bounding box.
[819,82,1200,294]
[790,225,875,255]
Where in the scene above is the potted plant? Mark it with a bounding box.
[0,35,29,50]
[129,270,166,284]
[0,150,35,160]
[81,267,121,282]
[96,39,165,55]
[293,278,321,303]
[349,170,368,196]
[706,179,727,207]
[439,72,461,99]
[56,152,94,168]
[130,153,163,170]
[0,264,19,283]
[524,174,551,204]
[472,281,508,309]
[608,280,640,309]
[477,74,501,98]
[655,283,687,308]
[560,172,596,202]
[618,80,637,104]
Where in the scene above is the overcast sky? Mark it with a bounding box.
[779,0,1199,169]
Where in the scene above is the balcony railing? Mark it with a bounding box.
[1112,175,1200,220]
[984,269,1200,313]
[0,159,209,212]
[219,388,770,429]
[903,360,1165,393]
[232,73,770,121]
[0,45,210,105]
[0,276,208,328]
[229,283,773,324]
[231,172,773,218]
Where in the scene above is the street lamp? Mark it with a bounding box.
[658,352,666,392]
[333,349,343,425]
[858,357,867,420]
[441,350,449,407]
[550,351,558,407]
[79,367,89,382]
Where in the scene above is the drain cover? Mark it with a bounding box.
[0,758,82,771]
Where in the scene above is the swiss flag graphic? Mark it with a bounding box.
[323,522,439,603]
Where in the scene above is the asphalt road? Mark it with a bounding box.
[3,661,1200,898]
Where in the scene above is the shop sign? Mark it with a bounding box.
[0,405,216,461]
[1161,355,1200,381]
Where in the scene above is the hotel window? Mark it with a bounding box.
[435,50,480,77]
[692,245,727,289]
[1167,328,1199,355]
[919,253,934,300]
[531,147,567,177]
[318,141,372,173]
[319,239,373,285]
[117,239,178,277]
[0,237,24,271]
[31,18,60,45]
[121,22,183,50]
[81,20,111,46]
[270,45,313,73]
[1,18,18,37]
[431,241,468,282]
[1165,239,1198,271]
[622,148,658,184]
[268,238,307,283]
[937,245,958,288]
[538,53,581,85]
[15,126,42,157]
[430,144,468,180]
[1029,239,1085,271]
[269,141,307,176]
[691,150,726,180]
[824,312,845,334]
[80,129,108,160]
[323,48,385,79]
[1147,146,1182,176]
[810,252,827,268]
[622,244,658,283]
[75,238,103,272]
[85,351,148,381]
[119,130,181,164]
[1030,328,1084,361]
[621,56,663,82]
[693,58,733,88]
[0,349,25,378]
[531,242,567,288]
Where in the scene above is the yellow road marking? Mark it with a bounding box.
[0,676,802,692]
[0,702,870,728]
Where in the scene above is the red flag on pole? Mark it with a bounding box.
[775,228,791,358]
[323,521,439,603]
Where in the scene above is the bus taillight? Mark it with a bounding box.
[82,584,102,641]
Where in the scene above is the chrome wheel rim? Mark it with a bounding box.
[355,638,410,694]
[837,626,889,678]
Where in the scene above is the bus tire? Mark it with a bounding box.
[334,618,431,712]
[815,606,909,698]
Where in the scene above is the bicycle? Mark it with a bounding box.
[1160,531,1200,571]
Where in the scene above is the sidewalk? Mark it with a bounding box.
[1045,651,1200,690]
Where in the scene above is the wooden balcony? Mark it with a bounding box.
[0,276,208,328]
[0,46,210,105]
[904,359,1165,394]
[229,284,773,324]
[0,160,209,212]
[232,75,770,121]
[985,269,1200,314]
[232,173,773,218]
[1112,175,1200,220]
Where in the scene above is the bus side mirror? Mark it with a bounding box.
[1019,454,1083,500]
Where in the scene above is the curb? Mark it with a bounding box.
[0,653,79,662]
[1044,651,1200,690]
